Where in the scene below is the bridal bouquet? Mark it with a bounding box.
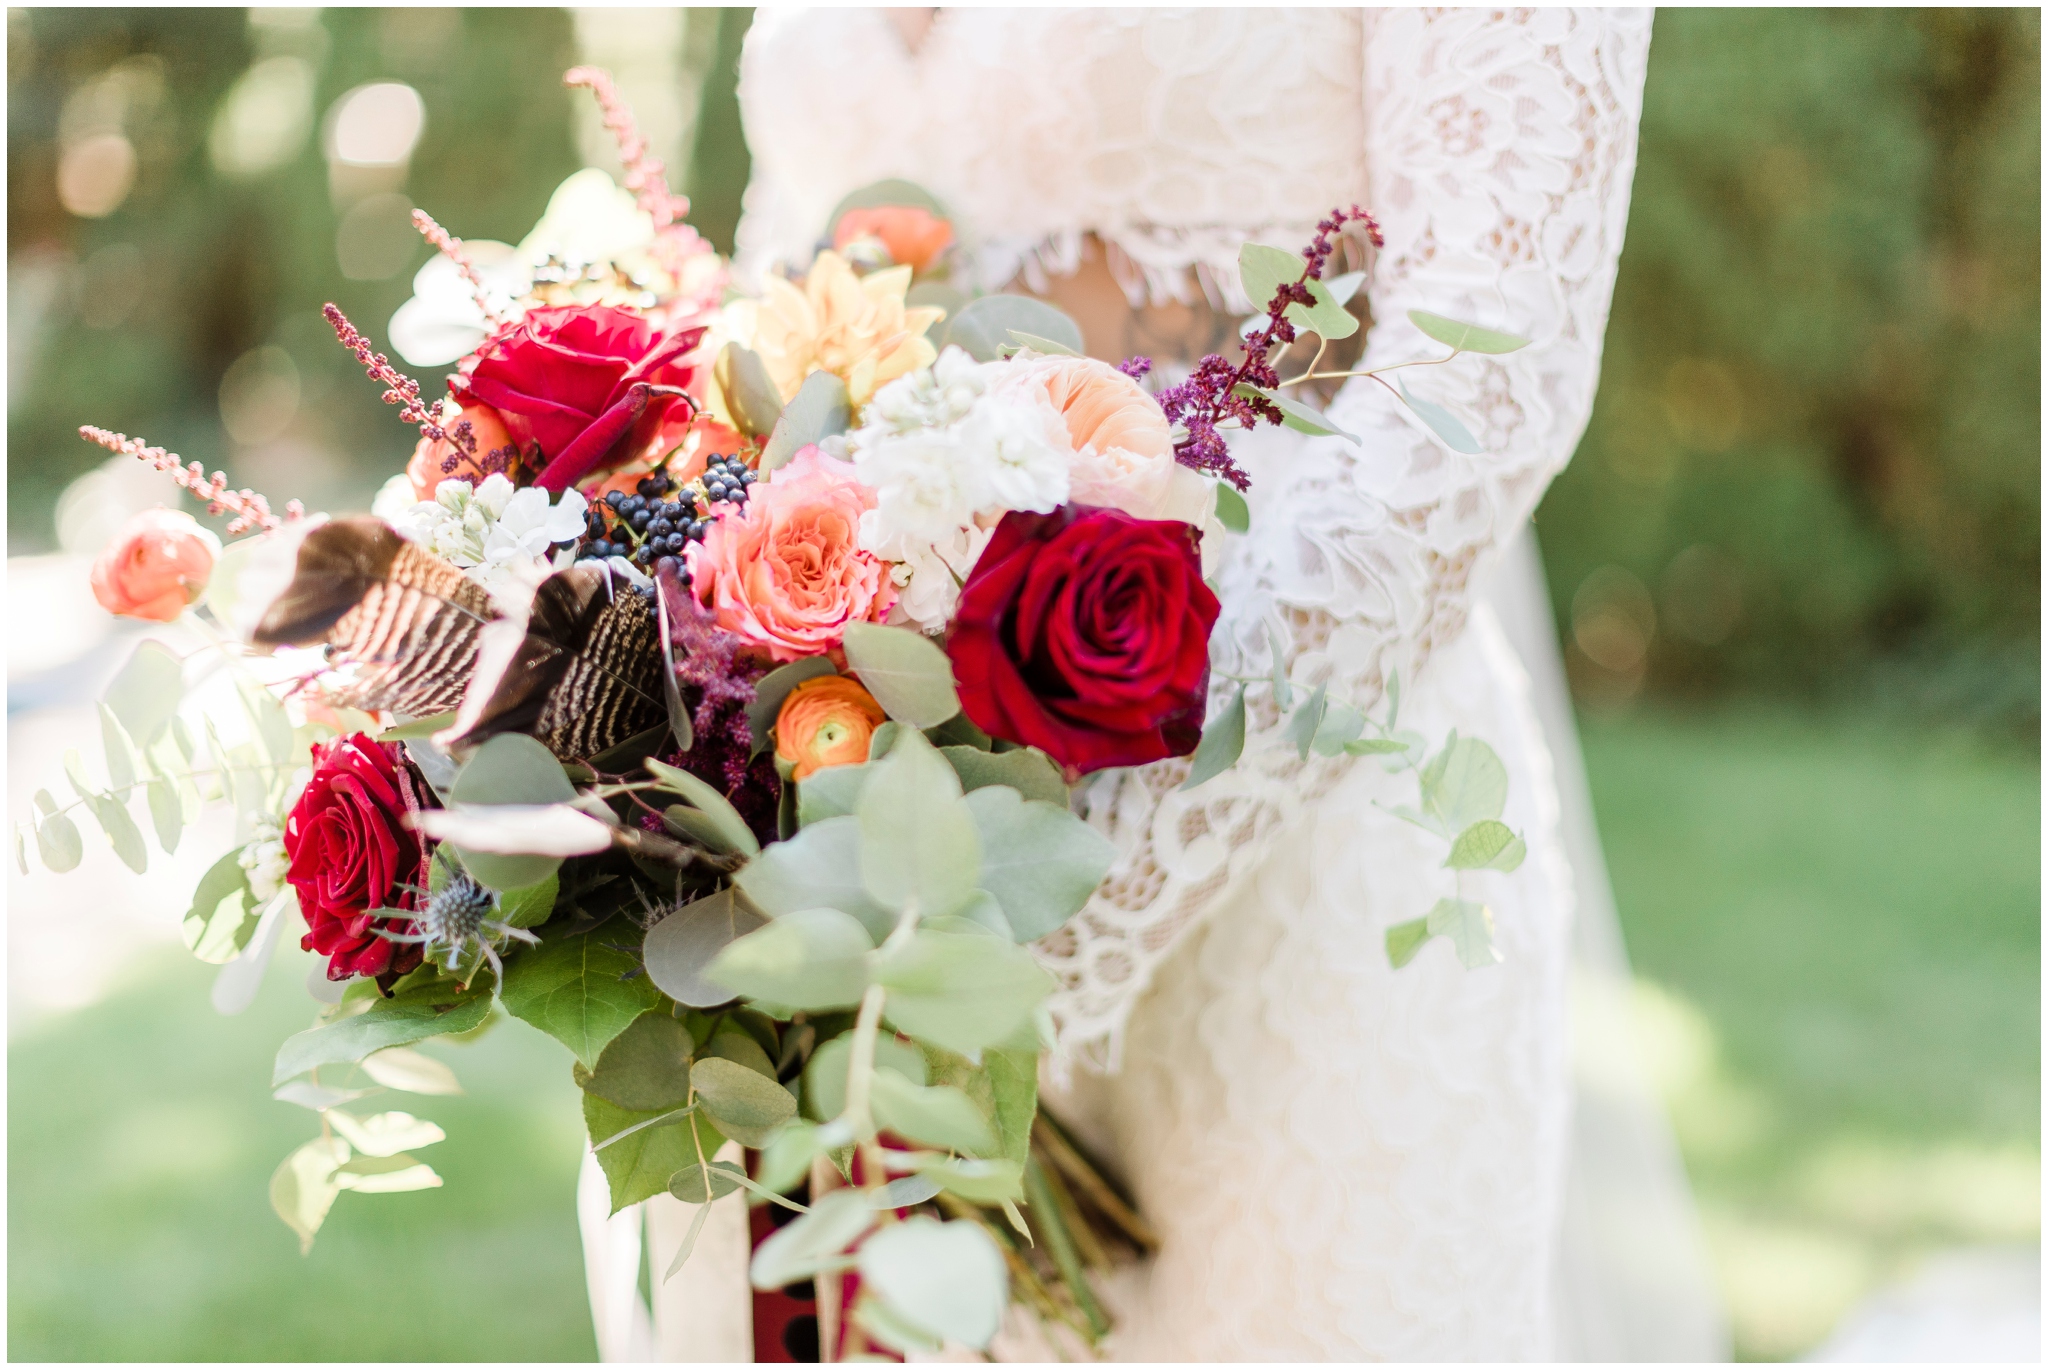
[23,69,1532,1358]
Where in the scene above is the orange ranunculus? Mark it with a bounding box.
[686,445,894,662]
[406,399,517,500]
[833,206,954,274]
[89,508,222,622]
[774,675,887,781]
[1001,356,1178,519]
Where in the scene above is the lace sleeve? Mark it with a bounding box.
[1037,8,1653,1065]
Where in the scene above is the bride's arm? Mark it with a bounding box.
[1038,8,1653,1063]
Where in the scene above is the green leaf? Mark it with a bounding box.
[1267,625,1293,710]
[746,656,838,755]
[651,576,694,753]
[92,794,147,873]
[644,888,768,1008]
[939,745,1067,807]
[1232,382,1354,440]
[750,1188,873,1291]
[1422,736,1509,834]
[495,872,559,929]
[239,680,294,768]
[1343,737,1408,756]
[1427,897,1502,969]
[841,621,961,728]
[707,907,875,1011]
[1385,916,1431,969]
[379,711,458,741]
[1397,379,1484,454]
[1445,819,1525,872]
[802,1032,928,1121]
[874,930,1055,1060]
[1406,309,1530,355]
[1001,329,1080,358]
[910,1156,1026,1204]
[796,764,869,827]
[447,734,579,888]
[360,1047,462,1096]
[577,1010,696,1112]
[964,786,1116,940]
[34,812,83,873]
[183,850,257,964]
[1181,686,1248,791]
[691,1055,798,1147]
[763,369,852,472]
[870,1071,996,1155]
[668,1158,748,1205]
[645,758,761,857]
[332,1153,442,1193]
[98,702,137,791]
[858,1216,1007,1350]
[499,925,663,1069]
[1238,242,1305,318]
[733,816,895,941]
[1284,683,1328,760]
[272,988,491,1085]
[756,1119,826,1194]
[857,1296,944,1356]
[102,639,185,745]
[270,1137,348,1255]
[145,776,182,853]
[940,295,1083,363]
[1310,700,1365,756]
[1325,270,1367,305]
[858,729,980,917]
[325,1109,446,1158]
[664,1200,716,1281]
[715,341,784,439]
[1213,481,1250,534]
[586,1092,723,1214]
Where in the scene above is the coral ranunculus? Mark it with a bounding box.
[284,734,428,981]
[947,505,1220,776]
[833,205,954,274]
[775,675,887,781]
[89,508,222,622]
[688,447,895,662]
[460,303,703,493]
[406,398,519,500]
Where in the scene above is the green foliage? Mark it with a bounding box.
[272,984,490,1085]
[842,622,962,728]
[1397,379,1483,454]
[643,888,767,1008]
[183,849,257,963]
[874,929,1055,1060]
[939,294,1085,362]
[585,1093,723,1215]
[1182,686,1248,790]
[857,729,981,916]
[750,1188,872,1291]
[689,1055,797,1147]
[574,1010,694,1112]
[1406,309,1529,354]
[963,786,1117,940]
[857,1216,1008,1350]
[645,758,759,856]
[761,369,851,470]
[498,924,662,1069]
[747,655,837,754]
[707,907,875,1011]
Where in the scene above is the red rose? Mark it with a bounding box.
[284,734,428,982]
[946,506,1220,776]
[460,304,702,493]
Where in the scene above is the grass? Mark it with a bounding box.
[1581,706,2040,1359]
[8,707,2038,1360]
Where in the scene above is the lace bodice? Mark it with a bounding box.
[736,7,1653,1064]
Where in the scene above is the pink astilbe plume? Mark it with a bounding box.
[411,208,507,328]
[564,67,690,229]
[78,427,305,535]
[322,302,451,445]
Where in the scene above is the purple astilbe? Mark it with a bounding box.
[1117,356,1153,383]
[323,302,451,446]
[1156,205,1384,491]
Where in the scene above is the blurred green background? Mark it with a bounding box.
[7,7,2038,1362]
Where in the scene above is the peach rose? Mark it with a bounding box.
[90,508,222,622]
[687,446,894,662]
[774,675,887,781]
[406,399,518,501]
[1005,356,1178,519]
[833,206,954,274]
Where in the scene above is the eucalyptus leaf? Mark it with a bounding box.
[756,1119,826,1195]
[828,177,949,229]
[746,656,838,755]
[645,758,761,856]
[668,1158,748,1205]
[381,711,459,741]
[1407,309,1531,355]
[1213,481,1250,534]
[326,1109,446,1158]
[499,924,663,1069]
[857,1296,945,1356]
[495,872,559,929]
[941,295,1083,363]
[98,702,137,791]
[869,1174,943,1209]
[102,639,184,745]
[578,1010,696,1112]
[691,1056,799,1146]
[1325,270,1368,305]
[1181,686,1248,791]
[90,795,147,873]
[870,1071,996,1155]
[183,850,256,964]
[733,816,895,941]
[663,804,743,855]
[1236,382,1356,441]
[1267,625,1292,710]
[796,764,870,827]
[645,888,769,1008]
[34,812,83,873]
[841,621,961,728]
[1385,916,1431,968]
[858,1216,1007,1350]
[803,1033,928,1122]
[874,930,1054,1060]
[939,746,1067,807]
[332,1153,442,1193]
[1427,897,1502,969]
[1310,700,1366,756]
[653,576,693,753]
[145,776,182,852]
[1397,379,1485,454]
[360,1046,463,1096]
[963,786,1116,940]
[706,906,875,1011]
[762,369,852,471]
[663,1200,715,1281]
[1002,329,1080,358]
[1284,683,1329,760]
[240,680,294,768]
[857,730,980,917]
[750,1188,873,1292]
[1422,736,1509,834]
[270,1137,348,1254]
[1343,737,1408,756]
[450,733,577,806]
[1238,241,1306,318]
[715,341,784,438]
[912,1156,1026,1204]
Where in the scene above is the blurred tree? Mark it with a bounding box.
[1539,9,2040,734]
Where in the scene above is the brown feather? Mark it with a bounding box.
[441,563,667,760]
[253,517,499,717]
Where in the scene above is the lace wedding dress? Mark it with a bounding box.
[580,8,1722,1361]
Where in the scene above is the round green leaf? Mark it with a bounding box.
[857,1216,1007,1349]
[842,621,961,728]
[645,889,769,1008]
[668,1158,748,1205]
[1407,309,1531,354]
[963,786,1116,940]
[706,907,875,1011]
[450,733,577,807]
[938,294,1083,363]
[579,1010,696,1112]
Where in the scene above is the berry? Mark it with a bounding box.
[604,491,626,510]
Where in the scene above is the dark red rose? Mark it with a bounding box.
[460,304,702,493]
[946,505,1220,776]
[285,734,428,981]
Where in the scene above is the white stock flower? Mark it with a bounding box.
[865,345,988,435]
[238,820,289,903]
[854,429,990,545]
[386,476,589,595]
[955,388,1070,515]
[873,521,996,634]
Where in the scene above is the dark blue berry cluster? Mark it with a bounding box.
[573,458,759,578]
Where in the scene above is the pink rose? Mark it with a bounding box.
[89,508,222,622]
[687,447,894,662]
[1000,356,1178,518]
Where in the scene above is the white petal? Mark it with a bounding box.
[411,803,615,856]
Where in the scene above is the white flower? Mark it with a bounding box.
[865,345,988,435]
[238,820,289,903]
[872,521,996,634]
[854,429,990,545]
[954,389,1070,515]
[386,242,529,368]
[371,472,419,523]
[385,477,588,595]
